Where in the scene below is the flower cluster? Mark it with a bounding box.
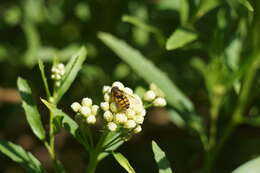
[71,97,99,124]
[51,63,65,87]
[100,82,146,133]
[143,83,167,107]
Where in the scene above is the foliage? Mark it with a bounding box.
[0,0,260,173]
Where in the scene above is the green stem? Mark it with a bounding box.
[85,131,109,173]
[203,54,259,173]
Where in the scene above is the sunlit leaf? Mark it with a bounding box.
[38,60,51,97]
[122,15,165,45]
[238,0,254,12]
[196,0,221,18]
[98,32,194,112]
[152,141,173,173]
[166,28,197,50]
[17,77,46,140]
[0,139,46,173]
[55,47,87,103]
[232,156,260,173]
[112,152,136,173]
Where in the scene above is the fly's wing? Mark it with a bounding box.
[126,93,143,113]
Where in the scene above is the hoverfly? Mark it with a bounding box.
[111,86,130,110]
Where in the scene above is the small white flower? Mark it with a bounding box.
[140,109,146,117]
[100,102,109,111]
[133,125,142,134]
[82,98,92,107]
[126,109,135,119]
[123,87,133,95]
[102,86,111,94]
[103,111,113,122]
[110,102,118,113]
[135,116,144,124]
[80,106,91,117]
[55,81,61,87]
[143,90,156,101]
[107,122,117,131]
[153,97,167,107]
[86,115,96,124]
[71,102,81,112]
[104,93,110,102]
[112,81,124,90]
[91,105,99,115]
[114,113,127,124]
[57,63,65,70]
[124,120,136,129]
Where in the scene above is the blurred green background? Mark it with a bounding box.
[0,0,260,173]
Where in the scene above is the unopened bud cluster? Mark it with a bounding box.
[101,81,145,134]
[143,83,167,107]
[51,63,65,87]
[71,97,99,124]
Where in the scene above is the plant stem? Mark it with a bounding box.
[85,131,109,173]
[203,54,259,173]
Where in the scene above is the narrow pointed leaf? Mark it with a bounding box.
[98,32,194,112]
[238,0,254,12]
[55,47,87,103]
[38,59,51,98]
[17,77,46,140]
[112,152,136,173]
[166,28,197,50]
[0,139,46,173]
[232,156,260,173]
[152,141,173,173]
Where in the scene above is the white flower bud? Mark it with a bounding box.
[135,116,144,124]
[51,74,55,79]
[112,81,124,90]
[123,87,133,95]
[107,122,117,131]
[55,74,62,80]
[102,86,111,94]
[124,120,136,129]
[110,102,118,113]
[143,90,156,101]
[103,111,113,122]
[57,63,65,69]
[104,93,110,102]
[126,109,135,119]
[133,125,142,134]
[140,109,146,117]
[153,97,167,107]
[80,106,91,117]
[100,102,109,111]
[82,97,92,107]
[51,67,58,73]
[114,113,127,124]
[59,69,65,75]
[71,102,81,112]
[86,115,96,124]
[91,105,99,115]
[55,81,61,87]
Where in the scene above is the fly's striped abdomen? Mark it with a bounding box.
[111,86,130,110]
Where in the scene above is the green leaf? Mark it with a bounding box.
[122,15,165,45]
[0,139,46,173]
[238,0,254,12]
[17,77,46,140]
[38,59,51,98]
[166,28,197,50]
[180,0,189,25]
[168,109,186,128]
[54,160,66,173]
[112,152,136,173]
[152,141,173,173]
[232,156,260,173]
[196,0,222,18]
[41,99,79,139]
[55,46,87,103]
[98,32,194,112]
